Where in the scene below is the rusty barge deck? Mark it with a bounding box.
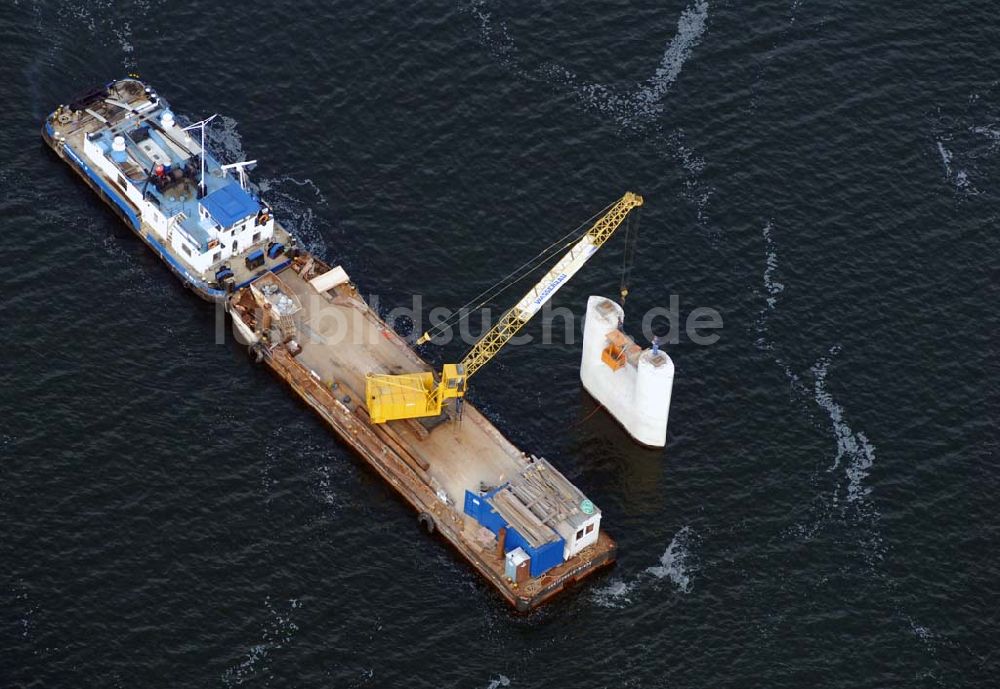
[228,259,616,611]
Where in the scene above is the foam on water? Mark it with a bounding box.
[936,140,952,177]
[970,124,1000,150]
[806,353,885,568]
[926,87,1000,196]
[590,578,638,609]
[469,0,716,227]
[753,220,782,351]
[755,224,883,569]
[222,597,302,687]
[592,526,695,607]
[760,221,785,311]
[753,222,803,394]
[468,0,517,71]
[256,175,330,255]
[26,0,159,70]
[314,463,342,512]
[12,583,35,641]
[644,525,694,593]
[112,19,135,67]
[484,675,512,689]
[206,115,248,165]
[788,0,804,24]
[908,617,936,647]
[202,116,331,255]
[668,129,713,224]
[902,614,951,678]
[810,350,876,503]
[636,1,709,112]
[223,643,267,687]
[754,224,874,497]
[536,1,709,129]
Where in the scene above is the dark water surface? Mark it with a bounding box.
[1,1,997,687]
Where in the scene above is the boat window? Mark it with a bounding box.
[576,528,584,540]
[253,232,261,243]
[585,523,594,535]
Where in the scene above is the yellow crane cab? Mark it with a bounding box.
[366,363,467,424]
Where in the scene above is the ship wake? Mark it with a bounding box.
[753,223,883,568]
[592,526,696,608]
[205,115,331,255]
[222,596,303,687]
[469,0,715,229]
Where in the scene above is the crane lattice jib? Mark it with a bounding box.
[458,191,643,381]
[458,310,528,380]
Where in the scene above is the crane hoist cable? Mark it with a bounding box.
[619,205,641,306]
[416,198,618,343]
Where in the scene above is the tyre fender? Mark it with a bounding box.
[417,511,435,535]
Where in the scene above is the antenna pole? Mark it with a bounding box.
[199,124,205,194]
[181,114,218,197]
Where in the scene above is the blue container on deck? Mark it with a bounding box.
[267,242,285,259]
[215,267,234,282]
[245,248,265,270]
[464,489,566,578]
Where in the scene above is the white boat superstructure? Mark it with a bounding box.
[44,77,296,299]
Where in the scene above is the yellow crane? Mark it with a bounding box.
[365,191,644,424]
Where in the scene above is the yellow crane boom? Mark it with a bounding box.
[365,191,644,424]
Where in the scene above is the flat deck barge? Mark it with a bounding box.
[42,77,616,611]
[231,261,617,609]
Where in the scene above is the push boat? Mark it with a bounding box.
[43,77,618,611]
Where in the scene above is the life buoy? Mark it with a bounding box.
[259,213,270,225]
[417,512,436,535]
